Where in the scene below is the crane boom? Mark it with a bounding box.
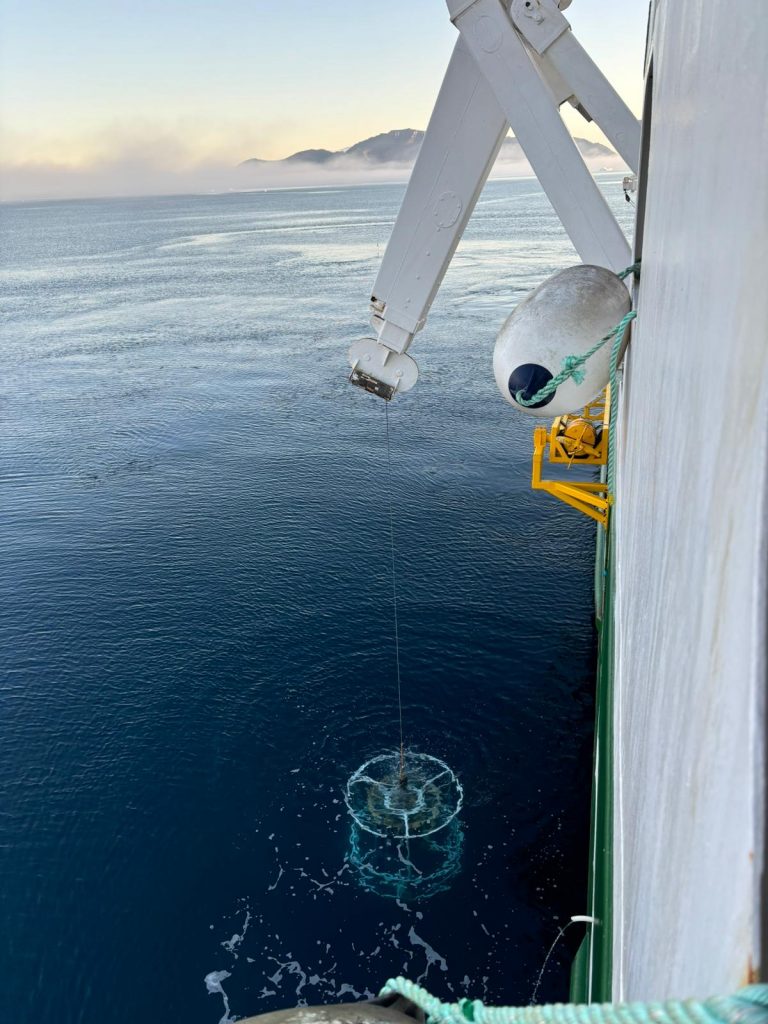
[349,0,639,399]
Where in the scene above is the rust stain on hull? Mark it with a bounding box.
[742,955,759,985]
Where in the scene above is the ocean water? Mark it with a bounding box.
[0,177,631,1024]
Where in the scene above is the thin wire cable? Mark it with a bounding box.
[384,399,405,781]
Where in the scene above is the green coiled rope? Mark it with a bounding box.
[379,977,768,1024]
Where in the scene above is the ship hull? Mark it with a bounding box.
[580,0,768,998]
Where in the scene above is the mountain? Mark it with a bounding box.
[344,129,425,164]
[241,128,615,170]
[284,148,335,164]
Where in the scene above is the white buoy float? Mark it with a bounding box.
[493,265,631,416]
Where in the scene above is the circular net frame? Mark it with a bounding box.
[348,819,463,902]
[344,751,463,839]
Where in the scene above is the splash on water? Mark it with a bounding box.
[205,970,235,1024]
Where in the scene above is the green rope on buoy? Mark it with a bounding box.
[379,977,768,1024]
[515,310,636,409]
[514,260,640,410]
[560,355,587,385]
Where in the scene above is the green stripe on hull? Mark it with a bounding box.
[571,523,614,1001]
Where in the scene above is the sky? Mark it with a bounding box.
[0,0,649,200]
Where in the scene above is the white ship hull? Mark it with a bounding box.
[609,0,768,995]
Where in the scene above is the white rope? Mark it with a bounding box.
[384,400,405,778]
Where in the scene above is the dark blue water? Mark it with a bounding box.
[0,178,630,1024]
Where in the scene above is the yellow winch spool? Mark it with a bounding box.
[559,417,599,459]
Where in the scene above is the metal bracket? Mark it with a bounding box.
[348,367,398,401]
[347,338,419,400]
[530,389,612,526]
[509,0,570,53]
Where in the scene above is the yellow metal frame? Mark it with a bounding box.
[530,387,612,527]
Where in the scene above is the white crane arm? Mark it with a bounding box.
[510,0,640,172]
[369,38,508,357]
[349,0,637,399]
[448,0,630,271]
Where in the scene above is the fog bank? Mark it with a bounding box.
[1,150,626,204]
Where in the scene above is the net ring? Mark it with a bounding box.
[344,751,463,840]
